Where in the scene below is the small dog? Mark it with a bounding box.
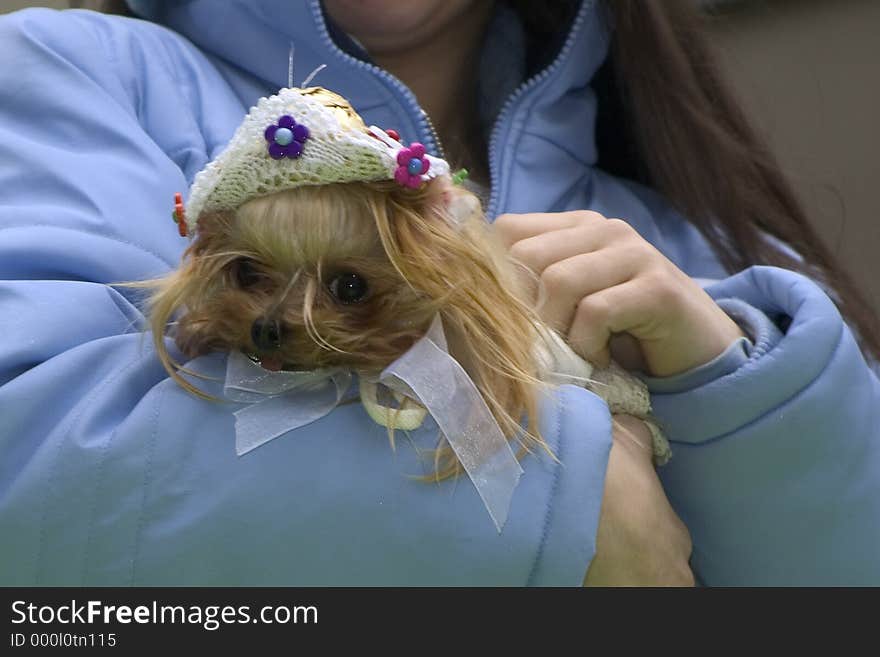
[141,86,666,490]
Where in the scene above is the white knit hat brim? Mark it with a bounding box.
[185,87,416,231]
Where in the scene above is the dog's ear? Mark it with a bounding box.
[147,211,240,362]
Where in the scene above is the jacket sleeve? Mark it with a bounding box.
[606,170,880,584]
[0,9,612,586]
[654,266,880,586]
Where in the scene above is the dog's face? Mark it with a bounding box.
[149,179,546,456]
[168,183,438,373]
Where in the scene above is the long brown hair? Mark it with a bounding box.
[508,0,880,361]
[601,0,880,359]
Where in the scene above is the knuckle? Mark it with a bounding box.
[577,294,610,322]
[644,269,681,305]
[508,239,535,264]
[493,213,517,237]
[571,210,604,225]
[619,241,650,266]
[541,263,570,295]
[604,217,634,239]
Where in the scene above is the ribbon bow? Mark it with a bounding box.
[224,316,523,531]
[224,353,352,455]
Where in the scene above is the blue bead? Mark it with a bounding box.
[407,157,422,175]
[274,127,294,146]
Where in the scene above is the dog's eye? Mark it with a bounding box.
[234,258,262,288]
[328,272,368,304]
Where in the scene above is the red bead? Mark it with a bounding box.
[386,129,400,142]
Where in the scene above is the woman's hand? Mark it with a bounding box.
[584,415,694,586]
[494,211,744,376]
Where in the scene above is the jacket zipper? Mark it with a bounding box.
[309,0,592,215]
[308,0,446,159]
[485,0,592,218]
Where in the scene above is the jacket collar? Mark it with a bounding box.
[126,2,604,114]
[126,0,610,214]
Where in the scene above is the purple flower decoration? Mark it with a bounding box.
[264,115,309,160]
[394,142,430,189]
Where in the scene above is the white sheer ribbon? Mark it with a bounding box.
[223,315,523,531]
[376,316,523,532]
[224,351,352,455]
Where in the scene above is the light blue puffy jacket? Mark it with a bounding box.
[1,0,877,585]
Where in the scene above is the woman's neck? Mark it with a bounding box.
[364,4,493,172]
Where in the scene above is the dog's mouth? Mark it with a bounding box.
[246,352,288,372]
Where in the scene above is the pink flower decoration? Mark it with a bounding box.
[394,142,430,189]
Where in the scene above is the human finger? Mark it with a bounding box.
[535,248,640,333]
[509,223,611,274]
[566,280,658,364]
[492,210,605,248]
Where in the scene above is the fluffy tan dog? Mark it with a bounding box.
[146,177,556,479]
[138,86,665,483]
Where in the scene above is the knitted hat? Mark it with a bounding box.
[175,86,450,235]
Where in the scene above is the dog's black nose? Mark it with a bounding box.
[251,318,282,351]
